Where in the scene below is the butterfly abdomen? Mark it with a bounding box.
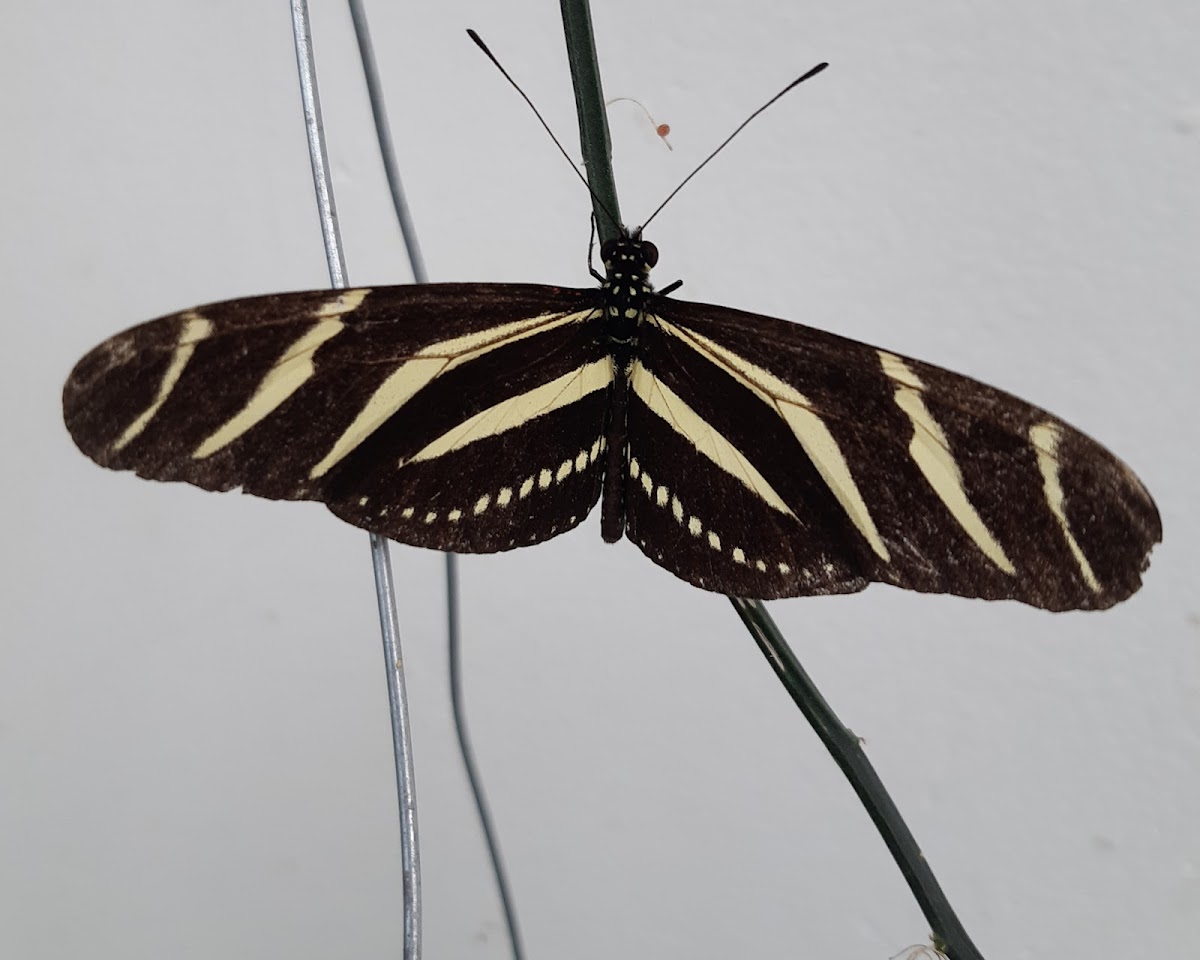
[596,233,661,543]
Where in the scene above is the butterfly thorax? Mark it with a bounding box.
[599,234,658,351]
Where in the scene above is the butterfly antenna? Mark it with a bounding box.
[467,29,622,232]
[640,61,828,230]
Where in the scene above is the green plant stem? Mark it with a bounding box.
[556,3,988,957]
[730,599,985,960]
[559,0,621,243]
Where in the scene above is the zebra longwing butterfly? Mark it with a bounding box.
[62,229,1160,611]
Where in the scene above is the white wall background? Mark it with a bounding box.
[3,2,1197,958]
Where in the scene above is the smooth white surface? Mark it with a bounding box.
[3,2,1197,958]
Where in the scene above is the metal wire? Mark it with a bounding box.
[288,3,421,957]
[346,0,429,285]
[345,3,524,957]
[444,555,527,960]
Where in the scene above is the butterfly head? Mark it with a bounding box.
[601,231,659,282]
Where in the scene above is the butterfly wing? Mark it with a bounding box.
[63,283,613,553]
[625,295,1160,610]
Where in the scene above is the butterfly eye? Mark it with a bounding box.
[641,241,659,268]
[600,239,619,263]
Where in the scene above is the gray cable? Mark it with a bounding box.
[344,6,525,957]
[346,0,429,285]
[289,3,421,957]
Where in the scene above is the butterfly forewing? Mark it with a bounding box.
[64,283,613,551]
[642,295,1160,610]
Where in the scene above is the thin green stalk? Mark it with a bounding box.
[559,0,621,243]
[555,4,987,958]
[730,599,985,960]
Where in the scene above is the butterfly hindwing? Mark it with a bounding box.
[64,283,613,552]
[623,319,869,599]
[634,295,1160,610]
[324,333,613,552]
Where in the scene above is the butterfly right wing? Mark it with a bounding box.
[621,294,1159,610]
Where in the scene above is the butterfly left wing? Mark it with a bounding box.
[623,295,1160,610]
[63,283,613,552]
